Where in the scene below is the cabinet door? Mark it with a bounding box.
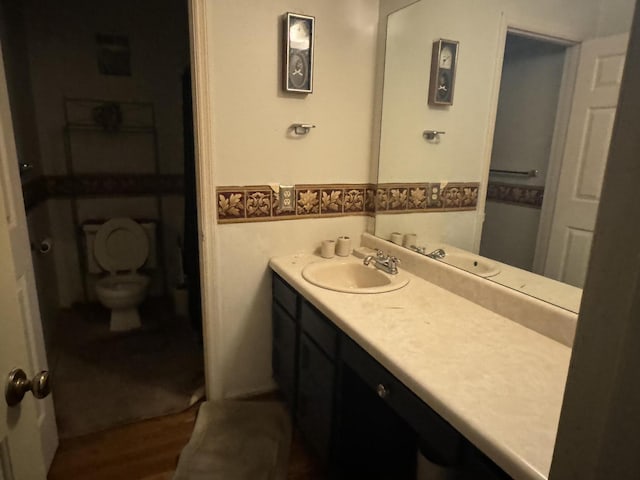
[298,334,335,463]
[336,365,417,479]
[272,302,297,409]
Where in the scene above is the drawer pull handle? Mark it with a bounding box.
[376,383,389,399]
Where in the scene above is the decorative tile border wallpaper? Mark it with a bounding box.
[375,182,479,213]
[217,184,376,223]
[23,174,184,210]
[217,182,480,223]
[486,181,544,209]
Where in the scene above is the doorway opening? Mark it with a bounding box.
[0,0,204,439]
[479,32,569,272]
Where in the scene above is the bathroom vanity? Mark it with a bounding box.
[270,236,573,480]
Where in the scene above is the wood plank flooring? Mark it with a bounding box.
[48,404,198,480]
[48,401,323,480]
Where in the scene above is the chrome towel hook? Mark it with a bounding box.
[291,123,316,135]
[423,130,445,140]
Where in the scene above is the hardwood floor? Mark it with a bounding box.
[48,400,323,480]
[48,404,198,480]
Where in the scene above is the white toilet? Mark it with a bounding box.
[87,218,151,332]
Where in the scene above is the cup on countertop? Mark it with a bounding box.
[390,232,403,245]
[403,233,417,248]
[335,236,352,257]
[321,239,336,258]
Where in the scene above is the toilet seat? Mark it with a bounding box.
[94,218,149,274]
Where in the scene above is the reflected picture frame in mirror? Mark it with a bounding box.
[427,38,459,106]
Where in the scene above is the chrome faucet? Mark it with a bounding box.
[427,248,446,260]
[363,249,400,275]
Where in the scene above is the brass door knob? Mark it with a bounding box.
[5,368,51,407]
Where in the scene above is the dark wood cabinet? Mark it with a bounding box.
[342,335,464,467]
[272,301,297,410]
[272,275,299,410]
[298,333,336,463]
[336,363,417,479]
[297,300,339,463]
[272,275,340,464]
[271,272,510,479]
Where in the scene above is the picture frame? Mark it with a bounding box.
[284,12,315,93]
[427,39,459,106]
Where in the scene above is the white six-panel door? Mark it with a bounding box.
[544,33,629,287]
[0,34,57,478]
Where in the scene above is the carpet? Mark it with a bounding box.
[173,401,292,480]
[50,300,204,438]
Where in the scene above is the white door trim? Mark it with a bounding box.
[473,12,507,253]
[188,0,223,400]
[532,44,581,273]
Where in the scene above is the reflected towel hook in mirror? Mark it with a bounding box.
[291,123,316,135]
[423,130,445,140]
[489,168,539,178]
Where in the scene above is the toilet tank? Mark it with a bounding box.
[82,219,158,274]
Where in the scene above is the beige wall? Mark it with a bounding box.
[209,0,378,186]
[490,37,566,188]
[13,0,190,307]
[217,217,371,397]
[0,2,59,345]
[376,211,477,251]
[205,0,380,397]
[0,0,41,177]
[24,0,189,176]
[480,37,565,270]
[481,202,541,270]
[26,204,59,348]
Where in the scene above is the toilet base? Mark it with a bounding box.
[110,307,142,332]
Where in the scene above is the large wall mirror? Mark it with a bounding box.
[375,0,635,313]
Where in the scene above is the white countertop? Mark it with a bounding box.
[269,253,571,480]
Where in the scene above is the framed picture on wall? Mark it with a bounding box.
[428,39,459,106]
[284,12,315,93]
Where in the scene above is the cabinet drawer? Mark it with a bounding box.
[300,301,337,359]
[273,274,298,318]
[342,335,463,464]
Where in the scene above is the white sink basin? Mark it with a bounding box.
[439,250,500,278]
[302,259,409,294]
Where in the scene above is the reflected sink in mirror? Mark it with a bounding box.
[302,259,409,294]
[434,249,500,278]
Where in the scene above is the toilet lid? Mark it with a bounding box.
[94,218,149,273]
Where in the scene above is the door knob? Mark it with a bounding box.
[5,368,51,407]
